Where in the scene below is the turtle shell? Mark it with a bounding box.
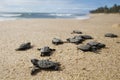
[40,46,51,53]
[67,38,82,44]
[87,41,99,46]
[16,42,31,50]
[105,33,118,38]
[20,43,30,48]
[77,45,91,51]
[37,60,56,68]
[52,38,62,43]
[74,36,84,41]
[73,30,82,34]
[81,35,93,39]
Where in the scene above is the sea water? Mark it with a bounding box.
[0,12,89,21]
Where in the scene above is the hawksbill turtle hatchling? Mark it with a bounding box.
[77,41,106,52]
[105,33,118,38]
[52,38,63,45]
[15,42,32,51]
[81,35,93,40]
[71,30,82,34]
[66,36,84,44]
[37,46,55,56]
[31,59,60,75]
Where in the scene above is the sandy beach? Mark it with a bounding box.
[0,14,120,80]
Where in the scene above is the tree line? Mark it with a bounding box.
[90,4,120,13]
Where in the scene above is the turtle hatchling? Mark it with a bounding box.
[52,38,63,45]
[67,36,84,44]
[71,30,82,34]
[87,41,106,49]
[37,46,55,56]
[78,41,106,52]
[105,33,118,38]
[15,42,32,51]
[81,35,93,40]
[31,59,60,75]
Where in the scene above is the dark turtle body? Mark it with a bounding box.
[105,33,118,38]
[31,59,60,75]
[52,38,63,45]
[37,46,55,56]
[67,36,84,44]
[87,41,105,49]
[78,41,105,52]
[71,30,82,34]
[81,35,93,40]
[15,42,32,51]
[77,45,91,52]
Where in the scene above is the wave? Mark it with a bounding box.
[0,13,22,17]
[49,13,73,17]
[0,12,89,21]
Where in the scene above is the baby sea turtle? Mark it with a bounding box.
[67,36,84,44]
[52,38,63,45]
[37,46,55,56]
[81,35,93,40]
[15,42,32,51]
[77,41,105,52]
[87,41,106,49]
[105,33,118,38]
[31,59,60,75]
[87,41,105,49]
[71,30,82,34]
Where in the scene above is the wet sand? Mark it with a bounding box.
[0,14,120,80]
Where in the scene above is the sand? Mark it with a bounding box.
[0,14,120,80]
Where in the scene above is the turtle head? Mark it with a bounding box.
[66,38,70,42]
[31,59,39,66]
[27,42,31,45]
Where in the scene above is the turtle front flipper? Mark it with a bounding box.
[37,48,41,51]
[50,49,56,51]
[31,67,41,75]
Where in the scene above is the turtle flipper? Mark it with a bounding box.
[31,67,40,75]
[37,48,41,51]
[15,48,23,51]
[50,49,56,51]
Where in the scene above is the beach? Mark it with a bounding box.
[0,14,120,80]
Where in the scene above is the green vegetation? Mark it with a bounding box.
[90,4,120,13]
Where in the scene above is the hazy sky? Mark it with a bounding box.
[0,0,120,13]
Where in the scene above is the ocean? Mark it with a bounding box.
[0,12,89,21]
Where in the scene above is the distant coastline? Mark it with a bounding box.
[90,4,120,14]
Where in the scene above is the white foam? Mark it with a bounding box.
[0,13,22,17]
[49,13,73,17]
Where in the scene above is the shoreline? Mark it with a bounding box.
[0,13,90,21]
[0,13,119,22]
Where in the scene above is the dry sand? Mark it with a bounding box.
[0,14,120,80]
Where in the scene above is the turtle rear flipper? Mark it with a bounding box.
[15,48,20,51]
[15,48,25,51]
[116,42,120,43]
